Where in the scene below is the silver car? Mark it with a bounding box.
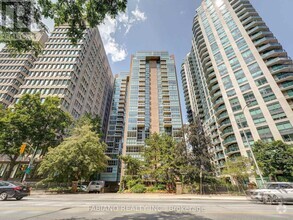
[247,182,293,204]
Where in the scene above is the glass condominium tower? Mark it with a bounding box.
[181,0,293,175]
[100,72,129,183]
[122,52,183,160]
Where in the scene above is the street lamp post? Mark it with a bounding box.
[238,104,265,186]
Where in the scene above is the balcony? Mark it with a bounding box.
[221,126,234,139]
[216,111,229,123]
[219,119,231,131]
[241,15,261,26]
[215,154,225,160]
[207,71,216,81]
[274,73,293,83]
[270,65,293,74]
[239,11,257,21]
[213,98,224,109]
[214,104,226,116]
[250,31,273,41]
[225,146,240,156]
[244,20,264,30]
[254,36,277,47]
[261,49,287,60]
[258,43,282,53]
[210,84,220,95]
[265,57,290,67]
[223,136,237,146]
[215,145,223,153]
[211,91,222,102]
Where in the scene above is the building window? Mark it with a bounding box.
[267,102,287,121]
[259,86,276,102]
[250,108,266,125]
[229,97,241,112]
[248,62,263,78]
[255,77,267,87]
[234,69,247,84]
[257,126,274,142]
[243,92,258,107]
[241,50,255,64]
[276,121,293,133]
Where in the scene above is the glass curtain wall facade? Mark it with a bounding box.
[0,31,48,107]
[100,72,129,183]
[15,26,114,133]
[122,51,183,161]
[182,0,293,175]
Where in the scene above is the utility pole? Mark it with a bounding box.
[238,104,265,186]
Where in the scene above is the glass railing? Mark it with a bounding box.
[225,147,240,154]
[223,136,236,144]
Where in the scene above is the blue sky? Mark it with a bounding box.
[99,0,293,123]
[41,0,293,123]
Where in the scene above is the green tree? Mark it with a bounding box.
[1,0,127,53]
[253,140,293,181]
[38,122,109,183]
[187,119,214,172]
[74,113,103,137]
[144,133,179,192]
[222,156,253,192]
[0,94,72,180]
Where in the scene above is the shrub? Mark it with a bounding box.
[146,186,156,192]
[127,179,140,189]
[155,184,166,190]
[131,184,146,193]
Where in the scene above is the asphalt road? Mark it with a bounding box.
[0,194,292,220]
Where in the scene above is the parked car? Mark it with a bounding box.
[77,184,88,192]
[0,181,30,201]
[247,182,293,204]
[87,181,105,193]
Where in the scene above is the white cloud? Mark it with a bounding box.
[131,6,147,22]
[99,4,147,62]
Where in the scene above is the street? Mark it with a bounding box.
[0,193,292,220]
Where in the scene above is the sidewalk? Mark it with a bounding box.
[30,190,247,200]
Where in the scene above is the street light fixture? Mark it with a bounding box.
[237,103,265,186]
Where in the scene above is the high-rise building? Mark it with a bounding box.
[15,26,114,133]
[100,72,129,183]
[0,31,48,107]
[122,52,183,161]
[181,0,293,175]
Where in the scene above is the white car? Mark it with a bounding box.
[87,181,105,193]
[247,182,293,204]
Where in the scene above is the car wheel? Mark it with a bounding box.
[0,192,8,201]
[263,195,271,205]
[272,195,281,205]
[16,197,23,201]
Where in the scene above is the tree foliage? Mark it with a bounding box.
[253,140,293,181]
[74,113,103,137]
[222,156,253,191]
[143,133,179,191]
[38,122,109,183]
[186,119,214,173]
[1,0,127,52]
[0,94,72,180]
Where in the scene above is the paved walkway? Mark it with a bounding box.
[30,191,246,200]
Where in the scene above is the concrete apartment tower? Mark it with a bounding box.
[181,0,293,176]
[100,72,129,185]
[15,26,114,133]
[0,31,48,107]
[122,52,183,161]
